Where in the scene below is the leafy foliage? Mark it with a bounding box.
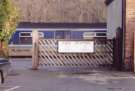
[0,0,19,57]
[0,0,19,42]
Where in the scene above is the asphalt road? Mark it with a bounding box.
[0,59,135,91]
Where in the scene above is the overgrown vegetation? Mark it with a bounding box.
[0,0,19,57]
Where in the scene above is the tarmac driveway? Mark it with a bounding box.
[0,59,135,91]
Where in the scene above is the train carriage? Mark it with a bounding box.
[9,22,107,57]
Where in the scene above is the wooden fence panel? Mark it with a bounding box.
[38,39,114,72]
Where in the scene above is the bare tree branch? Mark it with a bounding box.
[12,0,106,23]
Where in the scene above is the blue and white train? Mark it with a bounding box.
[9,22,107,57]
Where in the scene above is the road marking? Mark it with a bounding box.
[5,86,21,91]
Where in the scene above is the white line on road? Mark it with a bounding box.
[5,86,22,91]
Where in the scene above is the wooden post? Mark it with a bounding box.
[32,30,39,70]
[113,28,123,70]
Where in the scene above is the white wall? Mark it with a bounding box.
[107,0,122,39]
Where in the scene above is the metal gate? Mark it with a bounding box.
[37,38,114,72]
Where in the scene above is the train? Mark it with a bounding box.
[9,22,107,57]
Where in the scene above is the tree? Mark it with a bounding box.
[0,0,19,57]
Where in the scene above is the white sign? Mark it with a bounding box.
[58,41,94,53]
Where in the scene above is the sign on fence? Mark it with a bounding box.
[58,41,94,53]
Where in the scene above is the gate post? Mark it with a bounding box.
[113,27,123,70]
[32,30,39,70]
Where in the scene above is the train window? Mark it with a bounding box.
[55,31,70,39]
[19,32,32,44]
[20,37,32,44]
[20,32,32,37]
[55,31,64,39]
[96,33,106,36]
[38,32,44,38]
[64,31,71,39]
[44,31,54,39]
[83,32,96,39]
[71,31,83,39]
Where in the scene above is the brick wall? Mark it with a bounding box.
[125,0,135,70]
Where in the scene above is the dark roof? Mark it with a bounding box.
[105,0,114,6]
[17,22,106,29]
